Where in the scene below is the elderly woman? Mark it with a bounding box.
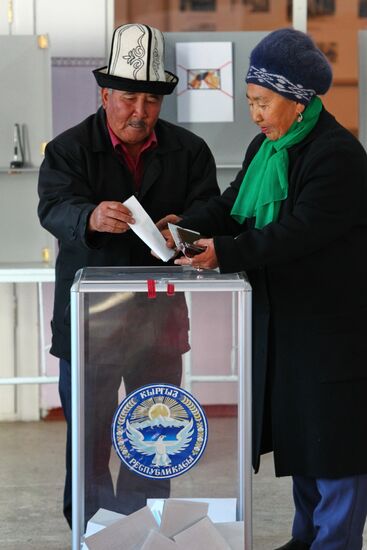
[170,29,367,550]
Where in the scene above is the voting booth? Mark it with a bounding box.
[71,267,252,549]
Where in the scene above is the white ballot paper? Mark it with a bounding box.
[215,522,245,550]
[123,196,175,262]
[173,516,231,550]
[159,499,209,538]
[141,530,179,549]
[83,501,244,549]
[84,506,158,550]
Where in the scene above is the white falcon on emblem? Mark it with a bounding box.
[126,419,194,467]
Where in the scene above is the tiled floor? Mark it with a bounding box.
[0,420,69,550]
[0,419,365,549]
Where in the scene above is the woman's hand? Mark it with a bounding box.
[174,238,218,270]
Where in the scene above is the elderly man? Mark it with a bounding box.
[38,23,219,527]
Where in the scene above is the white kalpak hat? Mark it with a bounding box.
[93,23,178,95]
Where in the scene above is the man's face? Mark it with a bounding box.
[101,89,163,146]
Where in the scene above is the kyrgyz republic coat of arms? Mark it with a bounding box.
[111,383,208,479]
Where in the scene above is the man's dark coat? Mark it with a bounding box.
[38,108,219,361]
[180,108,367,478]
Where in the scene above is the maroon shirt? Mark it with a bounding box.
[107,122,157,189]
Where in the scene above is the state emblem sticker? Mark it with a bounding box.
[111,383,208,479]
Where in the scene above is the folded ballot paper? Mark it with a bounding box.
[123,196,175,262]
[83,499,244,550]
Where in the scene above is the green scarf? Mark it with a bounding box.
[231,96,322,229]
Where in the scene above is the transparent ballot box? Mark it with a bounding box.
[71,267,252,549]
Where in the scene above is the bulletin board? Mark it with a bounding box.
[51,57,104,137]
[160,31,268,166]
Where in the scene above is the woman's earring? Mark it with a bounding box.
[297,112,303,123]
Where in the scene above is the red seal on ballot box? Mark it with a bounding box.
[111,384,208,480]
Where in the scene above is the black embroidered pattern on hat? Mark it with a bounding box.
[123,40,145,77]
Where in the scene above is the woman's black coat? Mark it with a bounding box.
[181,108,367,478]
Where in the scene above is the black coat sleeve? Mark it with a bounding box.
[38,137,110,250]
[215,132,367,273]
[178,126,367,275]
[178,134,263,236]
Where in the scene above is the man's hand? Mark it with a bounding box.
[155,214,182,231]
[174,238,218,270]
[88,201,135,233]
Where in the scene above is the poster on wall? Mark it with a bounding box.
[175,42,234,123]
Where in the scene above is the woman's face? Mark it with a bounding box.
[246,84,305,141]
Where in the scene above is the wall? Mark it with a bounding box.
[1,0,246,413]
[116,0,367,135]
[5,1,365,415]
[0,0,113,419]
[0,0,111,57]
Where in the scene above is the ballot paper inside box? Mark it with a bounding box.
[71,267,252,550]
[82,499,244,550]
